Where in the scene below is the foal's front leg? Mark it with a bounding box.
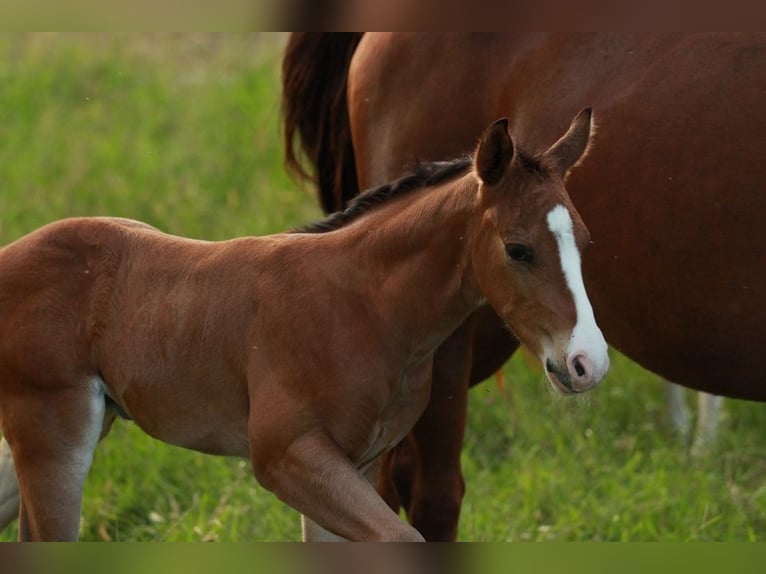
[301,458,384,541]
[251,428,423,542]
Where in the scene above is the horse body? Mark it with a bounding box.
[0,111,606,540]
[282,32,766,540]
[0,216,428,539]
[1,216,446,462]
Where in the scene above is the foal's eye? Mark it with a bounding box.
[506,243,534,263]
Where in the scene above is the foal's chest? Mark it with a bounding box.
[357,360,433,467]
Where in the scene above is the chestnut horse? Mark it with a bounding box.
[282,32,766,540]
[0,112,607,541]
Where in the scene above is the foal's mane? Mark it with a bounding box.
[294,156,473,234]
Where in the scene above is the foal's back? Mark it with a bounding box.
[0,217,275,455]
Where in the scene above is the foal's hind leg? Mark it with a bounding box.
[0,437,20,532]
[3,383,105,541]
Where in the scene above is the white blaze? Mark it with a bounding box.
[546,204,609,381]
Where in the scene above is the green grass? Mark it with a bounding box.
[1,34,766,542]
[460,352,766,541]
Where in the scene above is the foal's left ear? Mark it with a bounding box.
[475,118,514,186]
[545,107,594,178]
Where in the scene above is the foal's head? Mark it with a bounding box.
[470,108,609,393]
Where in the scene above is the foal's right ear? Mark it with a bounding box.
[475,118,514,186]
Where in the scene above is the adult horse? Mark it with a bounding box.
[282,32,766,541]
[0,113,607,541]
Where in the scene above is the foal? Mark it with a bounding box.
[0,110,607,541]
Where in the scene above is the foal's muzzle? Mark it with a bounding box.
[545,347,609,394]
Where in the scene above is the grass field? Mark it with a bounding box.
[1,33,765,542]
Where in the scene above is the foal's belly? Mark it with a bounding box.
[104,355,432,466]
[131,408,251,458]
[103,376,252,458]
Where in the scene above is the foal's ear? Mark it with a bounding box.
[545,107,594,178]
[475,118,514,186]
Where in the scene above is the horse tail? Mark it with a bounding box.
[281,32,364,213]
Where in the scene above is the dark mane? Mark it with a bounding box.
[294,156,473,234]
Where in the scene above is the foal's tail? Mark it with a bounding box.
[281,32,364,214]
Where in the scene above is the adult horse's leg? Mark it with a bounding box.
[666,382,692,437]
[666,382,724,456]
[0,437,19,532]
[3,383,106,540]
[690,393,724,457]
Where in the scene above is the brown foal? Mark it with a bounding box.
[0,111,607,541]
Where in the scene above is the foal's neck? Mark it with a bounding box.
[336,176,482,358]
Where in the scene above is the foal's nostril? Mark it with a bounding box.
[574,357,586,378]
[568,353,592,381]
